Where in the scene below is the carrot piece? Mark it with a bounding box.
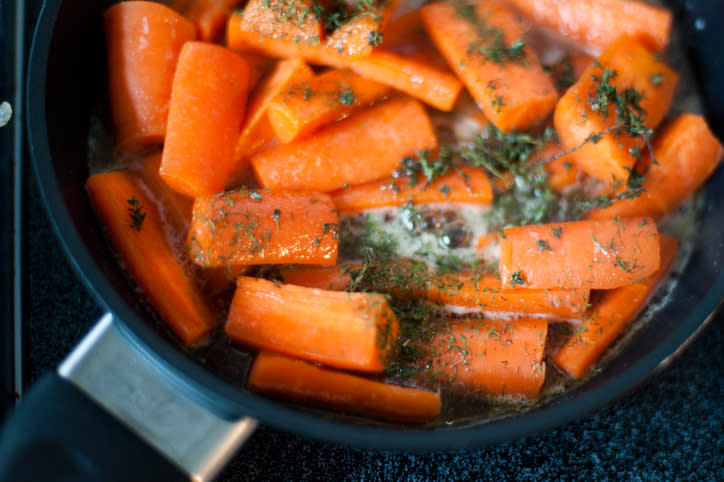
[499,217,660,290]
[325,0,399,58]
[248,352,441,422]
[174,0,239,42]
[277,264,361,290]
[250,96,438,192]
[234,58,315,164]
[226,276,400,372]
[381,8,423,48]
[425,272,590,320]
[137,153,193,234]
[425,318,548,398]
[227,14,463,111]
[506,0,672,54]
[160,42,249,198]
[187,189,339,267]
[86,170,215,346]
[588,114,724,220]
[552,234,678,378]
[245,54,275,92]
[531,143,582,192]
[553,35,679,183]
[235,0,324,46]
[420,1,558,133]
[104,1,196,149]
[330,166,493,212]
[267,68,391,144]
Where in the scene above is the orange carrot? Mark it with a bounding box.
[104,1,196,149]
[330,166,493,212]
[381,8,423,48]
[250,96,438,192]
[420,1,558,133]
[160,41,249,198]
[552,234,678,378]
[235,0,324,46]
[277,264,361,290]
[226,276,399,372]
[325,0,399,58]
[234,58,315,164]
[86,170,215,346]
[227,13,463,111]
[267,68,391,144]
[425,318,548,398]
[588,114,724,220]
[532,143,582,192]
[176,0,239,42]
[425,271,590,320]
[506,0,672,54]
[248,352,441,422]
[137,153,193,234]
[187,189,339,267]
[245,54,275,92]
[499,217,660,290]
[553,35,679,183]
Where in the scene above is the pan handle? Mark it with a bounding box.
[0,314,257,481]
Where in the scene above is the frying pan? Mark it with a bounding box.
[1,0,723,480]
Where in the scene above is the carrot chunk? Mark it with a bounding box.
[330,166,493,212]
[137,153,193,234]
[499,217,660,290]
[553,35,679,183]
[171,0,239,42]
[552,234,678,378]
[425,272,590,320]
[506,0,672,54]
[235,0,324,46]
[277,264,361,291]
[226,276,399,372]
[104,1,196,149]
[250,96,437,192]
[421,1,558,132]
[425,318,548,398]
[160,41,250,198]
[267,68,391,144]
[86,170,215,346]
[324,0,399,58]
[187,189,338,268]
[588,114,724,220]
[248,352,441,422]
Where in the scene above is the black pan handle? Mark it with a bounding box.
[0,314,257,482]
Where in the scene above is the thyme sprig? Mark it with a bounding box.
[127,196,146,231]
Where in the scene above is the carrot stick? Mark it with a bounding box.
[160,41,249,198]
[248,352,441,422]
[531,142,582,192]
[425,272,590,320]
[86,170,215,346]
[250,96,438,192]
[553,35,679,183]
[424,318,548,398]
[104,1,196,149]
[420,1,558,133]
[506,0,672,54]
[267,68,391,144]
[227,14,463,111]
[325,0,399,58]
[499,217,661,290]
[137,153,193,234]
[552,234,678,378]
[330,166,493,212]
[234,0,324,46]
[187,189,339,268]
[588,114,724,220]
[277,263,361,290]
[226,276,399,372]
[234,58,315,164]
[381,8,423,48]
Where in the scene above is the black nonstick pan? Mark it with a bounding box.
[1,0,723,480]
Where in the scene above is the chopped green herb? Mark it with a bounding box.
[537,239,553,252]
[127,196,146,231]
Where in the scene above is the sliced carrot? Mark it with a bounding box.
[175,0,239,42]
[104,1,196,149]
[420,1,558,132]
[325,0,399,58]
[187,189,338,268]
[381,8,423,48]
[532,142,582,192]
[553,35,679,183]
[160,41,249,198]
[499,217,660,290]
[250,96,438,192]
[506,0,672,54]
[248,352,441,422]
[425,318,548,398]
[235,0,324,46]
[330,166,493,212]
[425,271,590,320]
[226,276,399,372]
[277,264,361,290]
[137,153,193,234]
[268,68,391,144]
[245,54,275,92]
[86,170,215,346]
[234,58,315,164]
[588,114,724,220]
[552,234,678,378]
